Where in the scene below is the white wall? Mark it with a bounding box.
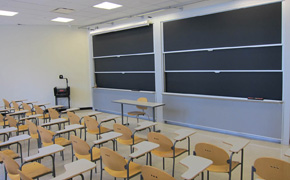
[0,25,91,108]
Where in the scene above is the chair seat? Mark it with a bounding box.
[75,147,100,161]
[0,121,5,126]
[22,162,52,178]
[117,136,146,145]
[87,126,112,135]
[128,111,145,116]
[207,161,240,173]
[104,159,141,178]
[0,149,19,163]
[55,137,71,146]
[18,125,28,132]
[152,148,187,158]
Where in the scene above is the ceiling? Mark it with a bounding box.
[0,0,218,28]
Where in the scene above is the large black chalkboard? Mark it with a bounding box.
[166,72,282,100]
[95,73,155,91]
[165,46,282,70]
[93,25,153,56]
[164,3,281,51]
[94,55,154,71]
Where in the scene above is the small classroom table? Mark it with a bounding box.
[93,132,122,151]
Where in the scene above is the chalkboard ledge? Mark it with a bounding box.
[93,87,155,94]
[163,92,283,104]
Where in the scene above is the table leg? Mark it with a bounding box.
[152,108,160,132]
[121,104,124,125]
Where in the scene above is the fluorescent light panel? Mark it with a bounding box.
[0,10,18,16]
[51,17,74,23]
[90,20,150,35]
[93,2,122,10]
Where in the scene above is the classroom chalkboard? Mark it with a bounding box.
[165,46,282,70]
[93,25,153,56]
[94,55,154,71]
[95,73,155,91]
[164,3,281,51]
[163,2,282,100]
[166,72,282,100]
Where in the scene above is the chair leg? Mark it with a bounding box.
[163,158,165,170]
[90,170,93,180]
[172,156,175,177]
[207,171,209,180]
[28,139,30,156]
[60,151,64,161]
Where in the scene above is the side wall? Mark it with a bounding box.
[0,25,91,108]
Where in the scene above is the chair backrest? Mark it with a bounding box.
[34,105,44,114]
[136,97,148,110]
[26,120,38,136]
[70,135,90,156]
[48,108,59,119]
[6,115,17,127]
[12,101,20,111]
[37,126,53,145]
[3,99,10,109]
[17,169,33,180]
[254,157,290,179]
[147,132,173,152]
[142,165,176,180]
[100,147,127,171]
[113,123,132,140]
[0,152,20,176]
[22,103,32,112]
[84,116,99,131]
[195,143,229,166]
[68,112,80,124]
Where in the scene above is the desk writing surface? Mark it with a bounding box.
[174,129,196,141]
[99,115,119,122]
[49,105,64,109]
[8,110,28,116]
[24,144,64,162]
[0,134,31,146]
[0,109,9,112]
[61,108,80,113]
[56,124,84,134]
[88,111,102,116]
[50,159,96,180]
[180,155,213,180]
[0,127,17,134]
[36,103,50,106]
[223,137,250,153]
[93,132,122,145]
[20,114,42,121]
[129,141,159,158]
[135,122,157,131]
[284,149,290,157]
[41,118,68,126]
[113,99,165,107]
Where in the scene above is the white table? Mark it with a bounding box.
[129,141,159,165]
[0,109,9,113]
[50,159,96,180]
[61,108,80,113]
[223,137,250,180]
[0,134,31,163]
[135,121,157,131]
[8,110,28,116]
[93,132,122,151]
[174,129,196,156]
[55,124,84,137]
[88,111,102,117]
[49,105,64,109]
[0,127,17,140]
[113,99,165,131]
[41,118,68,130]
[180,155,213,180]
[23,144,65,177]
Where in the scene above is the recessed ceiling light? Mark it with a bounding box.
[0,10,18,16]
[93,2,122,10]
[51,17,74,23]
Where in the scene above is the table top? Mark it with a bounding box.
[284,149,290,157]
[99,115,120,122]
[50,159,96,180]
[8,110,28,116]
[41,118,68,126]
[26,101,38,104]
[135,121,157,131]
[0,134,31,146]
[0,109,9,112]
[174,129,196,141]
[20,114,42,121]
[88,111,102,116]
[113,99,165,108]
[129,141,159,158]
[14,99,28,102]
[180,155,213,180]
[61,108,80,113]
[24,144,65,162]
[56,124,84,134]
[0,127,17,134]
[49,105,64,109]
[36,103,50,106]
[223,137,250,153]
[93,132,122,145]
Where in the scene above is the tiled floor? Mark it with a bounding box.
[0,110,289,180]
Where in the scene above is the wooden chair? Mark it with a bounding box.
[194,143,241,180]
[22,103,33,117]
[147,132,188,177]
[67,112,85,138]
[100,147,142,180]
[84,116,111,141]
[17,170,33,180]
[0,152,52,180]
[33,105,50,124]
[3,99,13,112]
[141,165,176,180]
[113,123,146,153]
[71,135,100,180]
[37,126,71,160]
[0,113,7,127]
[11,101,20,111]
[25,120,55,156]
[48,108,61,120]
[251,157,290,180]
[127,97,149,124]
[6,115,28,135]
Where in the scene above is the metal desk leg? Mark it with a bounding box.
[152,108,160,132]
